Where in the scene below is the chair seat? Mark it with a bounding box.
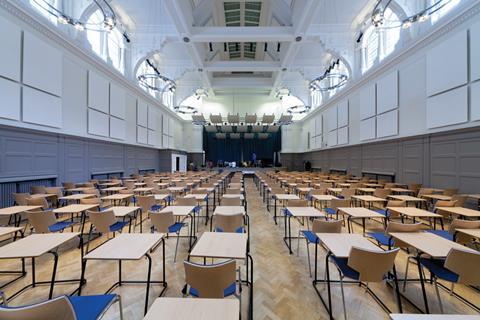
[168,222,185,233]
[215,226,244,233]
[48,221,74,232]
[189,282,236,297]
[426,230,453,241]
[151,204,162,212]
[301,230,318,244]
[419,258,459,283]
[331,256,360,280]
[109,221,128,232]
[375,209,388,217]
[68,294,117,320]
[367,232,393,247]
[283,208,292,217]
[325,207,336,215]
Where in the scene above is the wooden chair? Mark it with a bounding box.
[13,193,30,206]
[221,197,242,206]
[226,188,241,194]
[427,219,480,243]
[83,188,101,198]
[419,248,480,313]
[299,219,343,277]
[373,188,391,199]
[443,188,458,196]
[286,199,308,207]
[62,182,76,190]
[86,210,128,253]
[408,183,422,194]
[451,194,467,207]
[0,294,123,320]
[325,199,351,219]
[149,211,186,262]
[434,200,457,221]
[339,188,355,200]
[184,259,240,304]
[375,200,406,220]
[30,186,46,194]
[79,197,105,210]
[27,210,74,234]
[214,213,244,233]
[118,189,134,206]
[417,188,434,197]
[176,197,196,206]
[332,247,401,319]
[26,197,50,210]
[137,195,157,214]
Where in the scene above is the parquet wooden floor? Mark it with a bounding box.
[0,177,478,319]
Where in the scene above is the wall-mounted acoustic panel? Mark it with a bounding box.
[326,106,337,132]
[147,129,156,146]
[315,115,322,136]
[109,117,125,140]
[338,127,348,145]
[360,117,376,141]
[377,109,398,138]
[88,71,109,113]
[337,100,349,128]
[168,118,174,136]
[109,83,125,119]
[169,136,174,148]
[162,115,169,135]
[23,32,62,96]
[87,108,109,137]
[327,130,337,147]
[360,83,376,120]
[377,70,398,114]
[472,21,480,81]
[426,31,467,96]
[137,126,148,144]
[23,87,62,128]
[162,134,169,148]
[137,100,148,127]
[426,86,467,129]
[0,15,21,81]
[148,106,157,130]
[0,77,20,121]
[471,81,480,121]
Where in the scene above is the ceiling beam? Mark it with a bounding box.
[204,61,281,72]
[190,26,295,42]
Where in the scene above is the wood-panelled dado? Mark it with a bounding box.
[282,127,480,193]
[0,125,165,183]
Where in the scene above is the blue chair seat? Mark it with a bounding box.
[301,230,318,244]
[331,257,360,280]
[367,232,393,247]
[151,204,162,212]
[109,221,128,232]
[283,209,292,217]
[189,282,236,297]
[215,226,244,233]
[48,221,74,232]
[68,294,117,320]
[168,222,185,233]
[375,209,388,217]
[325,207,336,215]
[426,230,453,241]
[419,258,459,283]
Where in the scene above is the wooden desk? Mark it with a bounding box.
[98,182,121,188]
[455,228,480,239]
[390,314,480,320]
[313,233,384,319]
[143,298,239,320]
[356,188,376,195]
[352,195,387,208]
[109,206,142,232]
[54,204,99,237]
[387,195,427,207]
[387,207,443,229]
[0,226,23,238]
[0,206,42,226]
[134,187,154,195]
[159,206,197,249]
[284,207,325,254]
[362,183,383,188]
[311,194,338,209]
[271,194,300,224]
[0,233,80,301]
[102,186,127,195]
[389,188,414,195]
[338,207,386,234]
[327,188,342,196]
[59,193,95,203]
[422,194,452,201]
[81,233,167,315]
[101,193,133,206]
[66,187,91,193]
[154,193,171,206]
[435,207,480,218]
[189,232,252,319]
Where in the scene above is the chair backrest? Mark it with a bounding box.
[83,188,100,198]
[226,188,241,194]
[385,222,423,248]
[62,182,76,189]
[191,189,205,194]
[176,197,197,206]
[31,186,46,194]
[340,188,356,200]
[449,219,480,243]
[434,200,457,213]
[221,197,241,206]
[408,183,422,192]
[443,188,458,196]
[184,260,236,298]
[13,193,30,205]
[124,181,135,189]
[0,295,76,320]
[310,188,326,195]
[348,247,399,282]
[383,183,396,189]
[26,197,49,210]
[149,211,174,233]
[152,189,170,195]
[79,198,101,209]
[444,249,480,285]
[373,188,391,199]
[28,211,57,233]
[45,187,63,197]
[287,199,308,207]
[215,213,244,232]
[270,188,285,195]
[451,195,467,207]
[137,195,156,212]
[417,188,433,197]
[331,199,351,210]
[312,219,342,233]
[87,210,116,233]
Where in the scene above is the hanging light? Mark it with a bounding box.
[402,19,412,29]
[103,16,116,31]
[57,15,69,24]
[74,21,85,31]
[371,8,384,27]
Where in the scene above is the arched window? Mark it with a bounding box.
[362,8,400,73]
[136,60,157,97]
[162,91,175,109]
[431,0,461,24]
[86,10,125,73]
[310,90,322,109]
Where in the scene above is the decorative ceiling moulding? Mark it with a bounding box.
[301,0,480,122]
[0,0,182,121]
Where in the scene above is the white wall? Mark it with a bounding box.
[298,9,480,153]
[0,7,186,151]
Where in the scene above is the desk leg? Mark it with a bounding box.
[416,255,430,313]
[144,253,152,315]
[325,252,333,319]
[205,198,209,226]
[247,253,254,320]
[274,198,277,225]
[48,251,59,299]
